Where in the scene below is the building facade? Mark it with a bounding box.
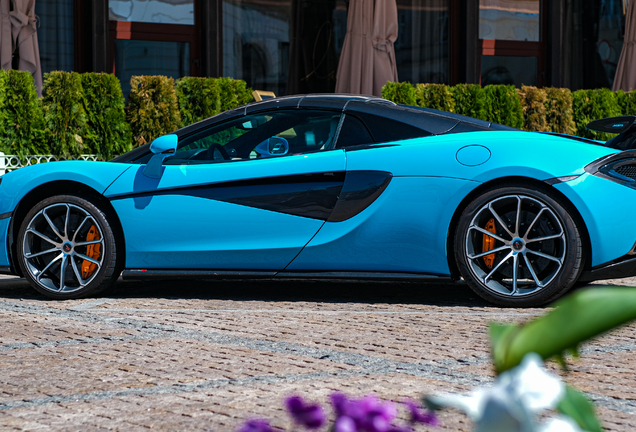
[36,0,626,97]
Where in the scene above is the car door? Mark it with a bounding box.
[104,109,346,271]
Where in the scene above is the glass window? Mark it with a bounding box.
[223,0,291,95]
[35,0,74,74]
[481,55,537,86]
[114,40,190,99]
[395,0,449,84]
[167,110,342,164]
[109,0,195,25]
[479,0,540,41]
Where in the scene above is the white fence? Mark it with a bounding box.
[0,153,99,175]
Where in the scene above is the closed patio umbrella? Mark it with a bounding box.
[9,0,42,94]
[335,0,398,96]
[613,0,636,92]
[1,0,11,70]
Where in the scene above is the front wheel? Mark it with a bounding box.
[454,185,584,307]
[17,195,120,299]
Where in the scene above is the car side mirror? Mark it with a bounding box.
[255,136,289,158]
[144,134,178,178]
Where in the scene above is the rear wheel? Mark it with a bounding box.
[454,185,584,307]
[17,195,120,299]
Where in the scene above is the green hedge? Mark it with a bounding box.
[0,70,46,157]
[572,88,622,141]
[382,81,636,139]
[81,73,132,160]
[41,71,89,157]
[127,75,181,147]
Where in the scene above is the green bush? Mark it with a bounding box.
[41,71,89,157]
[483,84,524,128]
[217,77,253,112]
[517,85,547,132]
[127,75,181,146]
[176,76,222,128]
[572,88,622,140]
[0,70,46,157]
[544,87,576,135]
[80,73,132,160]
[414,83,455,112]
[616,90,636,116]
[450,83,487,121]
[381,81,417,106]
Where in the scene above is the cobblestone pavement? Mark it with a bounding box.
[1,275,635,431]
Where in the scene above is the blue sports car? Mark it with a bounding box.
[1,94,635,307]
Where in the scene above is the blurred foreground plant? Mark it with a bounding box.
[425,287,636,432]
[236,393,437,432]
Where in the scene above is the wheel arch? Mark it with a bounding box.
[445,176,592,280]
[8,180,126,276]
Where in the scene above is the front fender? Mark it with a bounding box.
[0,161,132,214]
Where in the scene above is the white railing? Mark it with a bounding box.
[0,153,99,175]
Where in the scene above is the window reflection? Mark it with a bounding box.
[36,0,74,73]
[115,40,190,99]
[223,0,291,95]
[395,0,449,84]
[479,0,540,41]
[109,0,195,25]
[481,55,537,86]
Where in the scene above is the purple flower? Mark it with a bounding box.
[330,393,397,432]
[284,395,326,429]
[405,400,438,427]
[335,416,357,432]
[237,419,275,432]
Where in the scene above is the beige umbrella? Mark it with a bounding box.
[9,0,42,94]
[613,0,636,92]
[335,0,398,96]
[1,0,11,70]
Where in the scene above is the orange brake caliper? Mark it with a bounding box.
[81,225,101,279]
[482,218,496,269]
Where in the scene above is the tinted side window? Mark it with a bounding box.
[353,112,432,143]
[165,110,343,164]
[334,115,375,148]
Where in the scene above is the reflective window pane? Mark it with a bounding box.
[35,0,74,73]
[481,55,537,86]
[479,0,540,41]
[115,40,190,99]
[109,0,195,25]
[395,0,449,84]
[223,0,292,95]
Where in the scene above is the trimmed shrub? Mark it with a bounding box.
[381,81,417,106]
[414,83,455,112]
[544,87,576,135]
[572,88,622,140]
[483,84,524,128]
[80,73,132,160]
[0,69,46,157]
[41,71,88,157]
[176,76,222,127]
[450,83,487,121]
[616,90,636,116]
[217,77,253,112]
[517,86,547,132]
[127,75,181,147]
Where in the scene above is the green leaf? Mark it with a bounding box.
[557,385,603,432]
[491,287,636,374]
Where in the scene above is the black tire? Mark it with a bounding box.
[17,195,120,299]
[454,184,584,307]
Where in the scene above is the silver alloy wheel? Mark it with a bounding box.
[465,194,566,297]
[22,203,105,293]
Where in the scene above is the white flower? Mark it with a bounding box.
[539,416,589,432]
[427,353,569,432]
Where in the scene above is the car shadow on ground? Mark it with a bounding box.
[0,276,498,308]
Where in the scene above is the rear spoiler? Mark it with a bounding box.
[587,116,636,150]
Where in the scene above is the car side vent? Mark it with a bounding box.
[614,164,636,181]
